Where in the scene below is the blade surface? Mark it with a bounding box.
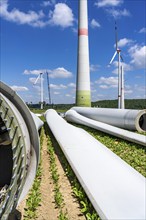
[109,51,117,64]
[33,74,40,85]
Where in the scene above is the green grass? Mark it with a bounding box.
[30,108,45,114]
[30,108,67,114]
[58,210,69,220]
[45,123,68,219]
[23,127,44,219]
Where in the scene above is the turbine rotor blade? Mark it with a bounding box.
[109,51,117,64]
[33,74,40,85]
[115,21,118,50]
[120,55,124,62]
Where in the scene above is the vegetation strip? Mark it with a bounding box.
[46,125,69,220]
[23,127,44,220]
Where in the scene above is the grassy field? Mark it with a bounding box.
[26,108,145,219]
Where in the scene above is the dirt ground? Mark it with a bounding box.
[12,132,86,220]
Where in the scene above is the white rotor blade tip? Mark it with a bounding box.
[33,74,40,85]
[109,51,117,64]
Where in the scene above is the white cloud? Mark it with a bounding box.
[29,77,45,84]
[29,77,39,84]
[72,27,77,33]
[24,69,45,75]
[112,68,118,74]
[124,89,133,94]
[68,83,76,88]
[24,67,73,78]
[139,27,146,33]
[120,62,132,71]
[41,1,51,7]
[135,75,142,79]
[90,64,100,72]
[32,85,41,92]
[49,3,74,28]
[54,91,60,95]
[11,85,29,91]
[128,45,146,69]
[0,1,74,29]
[125,85,131,90]
[95,0,123,8]
[0,0,45,27]
[136,86,146,92]
[99,85,109,89]
[50,84,67,90]
[41,0,56,7]
[91,89,97,93]
[66,94,71,97]
[96,76,118,89]
[112,61,132,74]
[116,38,133,48]
[106,8,131,18]
[91,19,100,28]
[48,67,73,78]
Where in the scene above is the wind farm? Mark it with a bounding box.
[0,0,146,220]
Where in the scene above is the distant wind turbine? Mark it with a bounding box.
[109,22,125,109]
[33,72,44,109]
[121,65,125,109]
[46,71,51,105]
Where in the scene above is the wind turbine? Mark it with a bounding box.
[33,72,44,109]
[109,22,125,109]
[46,71,51,105]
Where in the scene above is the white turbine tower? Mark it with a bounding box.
[121,65,125,109]
[76,0,91,107]
[109,22,125,109]
[46,71,51,105]
[33,72,44,109]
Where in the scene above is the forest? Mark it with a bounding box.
[92,99,146,109]
[28,99,146,111]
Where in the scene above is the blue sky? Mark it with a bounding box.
[0,0,146,104]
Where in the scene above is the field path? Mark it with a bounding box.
[9,129,86,220]
[36,133,59,220]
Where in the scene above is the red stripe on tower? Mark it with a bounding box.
[78,28,88,36]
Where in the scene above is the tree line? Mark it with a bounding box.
[27,99,146,111]
[92,99,146,109]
